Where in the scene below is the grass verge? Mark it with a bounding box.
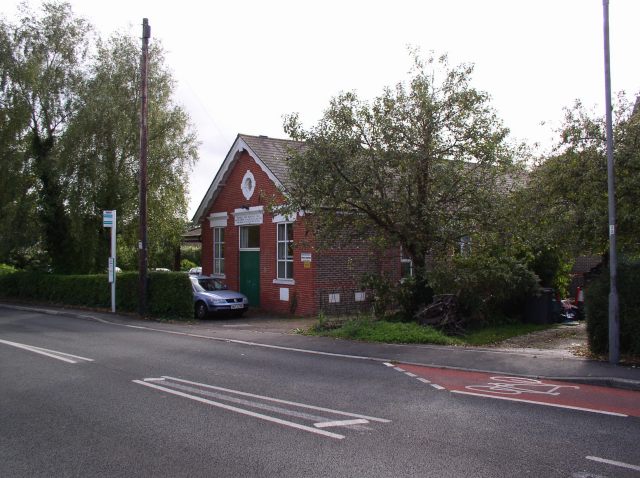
[307,316,553,346]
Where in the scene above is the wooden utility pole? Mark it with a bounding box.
[139,18,150,316]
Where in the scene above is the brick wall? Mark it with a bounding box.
[315,239,401,315]
[200,150,316,316]
[200,149,404,317]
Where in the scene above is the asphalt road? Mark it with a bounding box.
[1,308,639,477]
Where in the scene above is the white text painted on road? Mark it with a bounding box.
[465,376,580,396]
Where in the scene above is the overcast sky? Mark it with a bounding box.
[5,1,639,218]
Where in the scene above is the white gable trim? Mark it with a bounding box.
[192,135,285,224]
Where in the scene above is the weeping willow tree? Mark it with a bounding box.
[0,2,198,272]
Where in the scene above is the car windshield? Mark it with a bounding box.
[192,278,224,292]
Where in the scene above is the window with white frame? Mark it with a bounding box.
[213,227,225,275]
[277,223,293,279]
[239,225,260,249]
[400,247,413,279]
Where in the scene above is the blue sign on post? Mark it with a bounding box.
[103,210,114,228]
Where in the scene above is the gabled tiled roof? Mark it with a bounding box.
[191,134,304,224]
[239,134,304,188]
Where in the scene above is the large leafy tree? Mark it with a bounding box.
[62,33,198,271]
[0,2,91,272]
[0,2,197,272]
[519,94,640,259]
[282,54,521,276]
[0,19,41,267]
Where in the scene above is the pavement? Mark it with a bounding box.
[2,302,639,391]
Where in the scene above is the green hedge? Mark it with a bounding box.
[147,272,193,318]
[0,271,193,320]
[585,260,640,356]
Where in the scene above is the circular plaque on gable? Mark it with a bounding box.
[241,170,256,200]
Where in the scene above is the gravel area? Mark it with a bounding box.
[489,321,589,357]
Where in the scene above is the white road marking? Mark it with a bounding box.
[0,339,94,364]
[132,379,345,439]
[161,376,390,423]
[451,390,627,417]
[23,344,94,361]
[161,380,357,427]
[383,362,394,367]
[314,419,369,428]
[586,456,640,472]
[386,363,443,389]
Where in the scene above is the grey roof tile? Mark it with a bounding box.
[239,134,305,188]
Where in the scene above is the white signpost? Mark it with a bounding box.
[103,210,117,313]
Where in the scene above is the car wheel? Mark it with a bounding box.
[195,301,208,320]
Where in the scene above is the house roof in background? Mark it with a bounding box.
[181,227,201,243]
[571,256,602,274]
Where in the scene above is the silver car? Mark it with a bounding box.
[190,276,249,319]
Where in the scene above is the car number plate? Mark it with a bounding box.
[230,304,243,309]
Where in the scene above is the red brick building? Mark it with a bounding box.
[192,134,402,316]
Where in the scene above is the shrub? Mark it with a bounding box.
[585,260,640,356]
[394,274,433,321]
[0,272,110,307]
[147,271,192,318]
[180,258,197,271]
[0,271,193,320]
[526,246,572,296]
[116,272,139,311]
[180,245,201,268]
[361,273,394,318]
[0,263,17,275]
[430,253,540,325]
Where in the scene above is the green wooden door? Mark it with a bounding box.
[239,250,260,306]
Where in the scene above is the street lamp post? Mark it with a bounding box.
[139,18,150,316]
[602,0,619,364]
